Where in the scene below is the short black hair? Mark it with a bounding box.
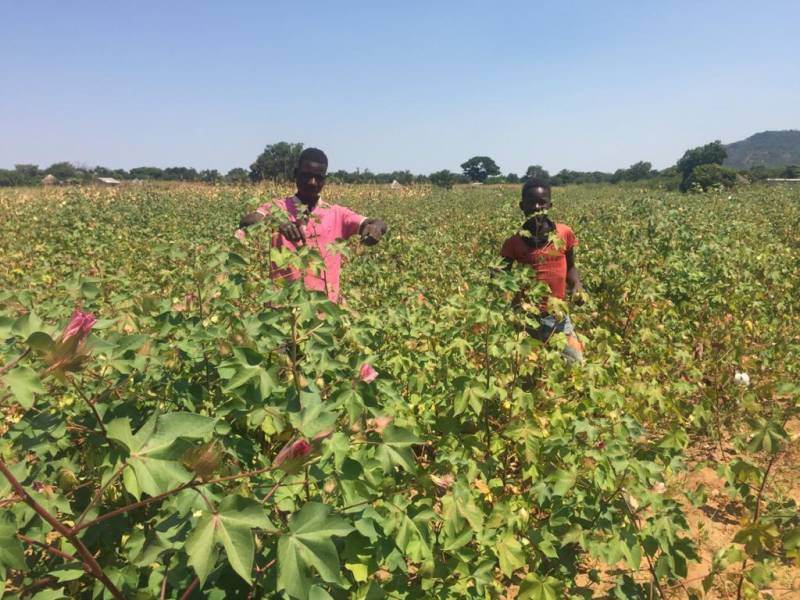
[522,178,550,194]
[298,147,328,167]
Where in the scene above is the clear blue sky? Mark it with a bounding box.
[2,1,798,175]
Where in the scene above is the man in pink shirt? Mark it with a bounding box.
[236,148,387,302]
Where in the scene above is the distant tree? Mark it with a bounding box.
[14,164,39,178]
[685,164,738,191]
[625,161,653,181]
[225,168,249,183]
[0,170,25,186]
[45,162,78,180]
[430,169,456,189]
[200,169,221,183]
[460,156,500,183]
[506,173,519,183]
[522,165,550,184]
[611,161,655,183]
[676,141,727,191]
[250,142,304,182]
[129,167,165,180]
[92,166,115,178]
[780,165,799,178]
[390,170,414,185]
[164,167,199,181]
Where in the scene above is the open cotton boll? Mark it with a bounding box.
[734,371,750,386]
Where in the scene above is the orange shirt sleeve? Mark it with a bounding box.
[560,225,578,251]
[500,237,519,261]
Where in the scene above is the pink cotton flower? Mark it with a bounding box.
[234,228,246,241]
[359,363,378,384]
[272,438,313,474]
[61,310,97,342]
[46,309,97,376]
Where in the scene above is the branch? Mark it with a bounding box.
[736,452,779,600]
[70,376,108,437]
[74,462,281,533]
[179,576,200,600]
[0,460,125,600]
[621,494,668,600]
[0,348,31,376]
[20,576,60,598]
[17,533,77,561]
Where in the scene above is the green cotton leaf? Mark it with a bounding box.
[80,281,101,299]
[223,364,261,391]
[518,574,560,600]
[395,509,435,561]
[551,469,576,497]
[291,396,338,439]
[129,457,191,499]
[50,562,86,582]
[186,513,219,586]
[186,496,275,586]
[277,502,354,599]
[658,428,689,451]
[12,311,43,339]
[0,461,27,497]
[2,366,45,408]
[108,412,216,499]
[345,562,369,582]
[375,425,420,473]
[217,495,277,533]
[495,533,526,577]
[309,586,335,600]
[215,514,254,584]
[25,331,54,354]
[0,527,26,571]
[746,419,788,455]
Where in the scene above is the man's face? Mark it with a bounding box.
[294,160,327,204]
[520,186,552,216]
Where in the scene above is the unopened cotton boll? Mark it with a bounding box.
[734,371,750,386]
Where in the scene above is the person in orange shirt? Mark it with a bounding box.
[500,178,585,362]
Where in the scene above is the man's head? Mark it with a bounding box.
[520,178,552,216]
[294,148,328,205]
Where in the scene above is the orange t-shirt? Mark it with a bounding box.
[500,223,578,310]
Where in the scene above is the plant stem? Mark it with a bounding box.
[70,376,108,437]
[73,461,128,528]
[0,460,125,600]
[620,493,667,600]
[735,452,779,600]
[74,463,280,533]
[17,533,77,561]
[0,347,30,376]
[179,576,200,600]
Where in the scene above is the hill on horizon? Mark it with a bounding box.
[724,130,800,169]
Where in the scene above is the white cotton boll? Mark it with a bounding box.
[652,481,667,494]
[734,371,750,386]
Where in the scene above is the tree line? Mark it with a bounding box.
[2,141,798,191]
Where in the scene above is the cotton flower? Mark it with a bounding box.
[46,309,97,375]
[734,371,750,386]
[430,473,454,490]
[61,310,97,342]
[234,228,246,241]
[272,438,313,474]
[652,481,667,494]
[359,363,378,383]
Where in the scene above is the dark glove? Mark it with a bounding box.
[360,218,387,246]
[279,221,306,244]
[239,212,265,228]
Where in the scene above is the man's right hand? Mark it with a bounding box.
[279,221,305,244]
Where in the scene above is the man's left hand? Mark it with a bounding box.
[360,218,387,246]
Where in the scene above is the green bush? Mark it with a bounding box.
[685,163,738,191]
